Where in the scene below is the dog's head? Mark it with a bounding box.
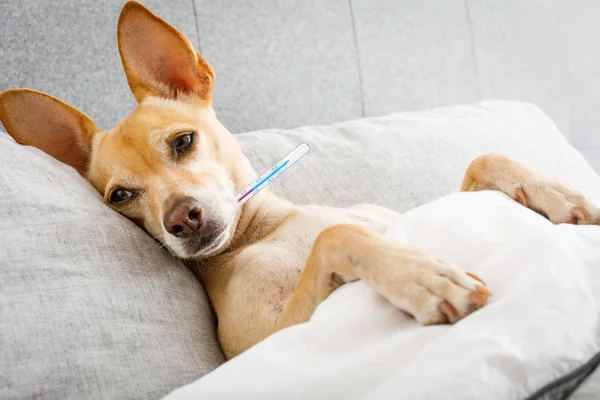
[0,1,259,259]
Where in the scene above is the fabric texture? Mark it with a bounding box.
[2,1,600,170]
[236,100,600,212]
[163,191,600,400]
[0,134,225,400]
[525,352,600,400]
[570,358,600,398]
[194,0,362,133]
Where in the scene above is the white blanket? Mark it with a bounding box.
[164,191,600,399]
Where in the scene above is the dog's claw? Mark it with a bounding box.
[469,292,488,306]
[572,206,591,224]
[438,301,458,323]
[466,272,485,285]
[475,285,492,297]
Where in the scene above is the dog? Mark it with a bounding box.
[1,1,598,360]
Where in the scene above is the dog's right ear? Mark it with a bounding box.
[0,89,100,175]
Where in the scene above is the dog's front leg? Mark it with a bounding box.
[275,224,490,332]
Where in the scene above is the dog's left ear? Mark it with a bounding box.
[117,1,215,103]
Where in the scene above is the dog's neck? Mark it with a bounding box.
[190,189,293,277]
[231,188,295,250]
[223,150,298,254]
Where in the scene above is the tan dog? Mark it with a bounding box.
[1,1,598,360]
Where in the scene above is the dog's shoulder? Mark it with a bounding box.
[298,203,401,235]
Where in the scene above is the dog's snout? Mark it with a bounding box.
[163,198,202,238]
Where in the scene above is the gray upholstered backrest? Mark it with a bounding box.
[1,1,598,170]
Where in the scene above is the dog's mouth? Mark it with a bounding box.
[183,222,231,258]
[157,218,234,260]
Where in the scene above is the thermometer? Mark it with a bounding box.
[235,143,310,205]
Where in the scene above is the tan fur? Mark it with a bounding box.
[1,1,598,360]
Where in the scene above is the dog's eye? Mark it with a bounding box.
[173,132,195,157]
[109,189,136,204]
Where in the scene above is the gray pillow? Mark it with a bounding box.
[0,134,225,399]
[237,100,600,210]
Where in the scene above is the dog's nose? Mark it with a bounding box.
[163,199,202,238]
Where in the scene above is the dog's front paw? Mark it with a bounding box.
[463,154,599,225]
[375,254,491,325]
[510,179,599,225]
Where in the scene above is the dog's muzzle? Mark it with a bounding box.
[163,196,227,255]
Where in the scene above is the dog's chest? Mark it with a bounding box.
[229,205,398,313]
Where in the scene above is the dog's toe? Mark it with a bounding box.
[414,262,491,325]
